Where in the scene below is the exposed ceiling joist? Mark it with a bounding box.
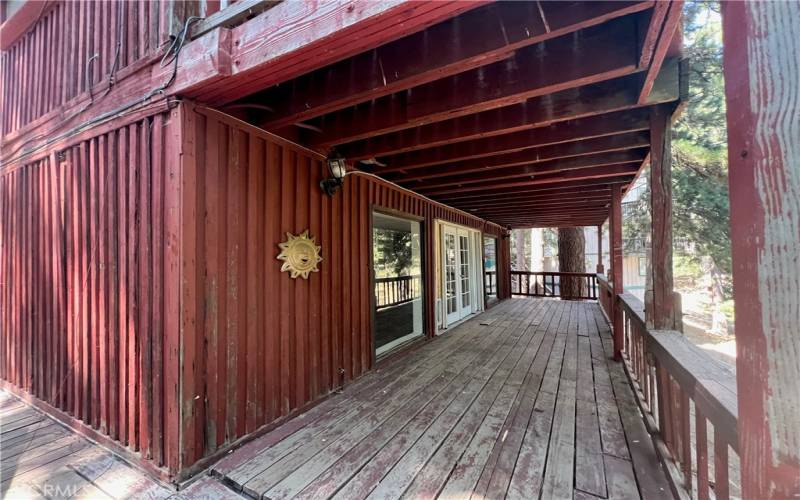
[419,163,640,196]
[253,1,653,130]
[335,58,679,159]
[368,107,651,169]
[309,15,644,147]
[383,132,649,182]
[432,177,633,201]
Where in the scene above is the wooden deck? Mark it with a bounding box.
[211,297,672,499]
[0,391,240,499]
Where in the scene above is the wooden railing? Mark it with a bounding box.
[485,270,497,296]
[618,293,740,499]
[510,271,598,300]
[375,275,421,309]
[597,274,613,319]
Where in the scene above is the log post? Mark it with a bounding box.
[721,2,800,497]
[610,184,624,360]
[647,105,677,330]
[596,224,605,273]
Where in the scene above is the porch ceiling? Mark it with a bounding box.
[226,0,684,228]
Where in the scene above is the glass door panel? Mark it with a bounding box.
[373,212,424,356]
[459,234,471,312]
[444,230,460,324]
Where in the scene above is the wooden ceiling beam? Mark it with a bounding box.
[465,197,611,212]
[638,1,684,103]
[511,221,606,228]
[494,217,607,227]
[430,176,633,201]
[493,210,607,219]
[439,186,613,204]
[369,107,651,168]
[308,15,643,147]
[472,205,611,218]
[383,132,649,182]
[409,157,642,192]
[191,1,485,103]
[416,158,642,194]
[448,192,612,209]
[252,1,652,130]
[336,58,679,160]
[638,1,670,69]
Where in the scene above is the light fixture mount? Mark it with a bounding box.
[320,149,347,196]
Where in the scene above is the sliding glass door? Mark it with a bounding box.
[372,212,424,356]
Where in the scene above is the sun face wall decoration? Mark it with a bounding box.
[276,230,323,279]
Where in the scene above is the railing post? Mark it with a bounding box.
[647,105,678,331]
[721,2,800,497]
[596,224,605,273]
[610,184,624,360]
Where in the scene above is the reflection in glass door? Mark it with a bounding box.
[459,235,471,309]
[373,212,424,356]
[443,225,475,325]
[484,236,497,304]
[444,231,459,324]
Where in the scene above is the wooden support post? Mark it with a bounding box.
[647,105,677,330]
[596,224,605,273]
[721,2,800,498]
[610,184,624,360]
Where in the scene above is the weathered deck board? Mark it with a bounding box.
[0,390,196,499]
[212,298,671,499]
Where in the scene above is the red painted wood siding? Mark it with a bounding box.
[0,100,511,478]
[0,111,178,472]
[0,1,169,136]
[0,0,237,138]
[175,104,510,468]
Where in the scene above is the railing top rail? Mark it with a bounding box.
[618,292,645,326]
[649,329,739,451]
[510,270,597,277]
[374,275,419,283]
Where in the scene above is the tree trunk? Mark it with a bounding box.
[514,230,527,271]
[558,227,586,298]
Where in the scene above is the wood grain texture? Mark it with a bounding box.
[0,112,176,477]
[647,106,676,330]
[722,3,800,496]
[168,103,508,472]
[211,298,670,499]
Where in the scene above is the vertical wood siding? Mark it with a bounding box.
[0,0,233,138]
[176,104,510,468]
[0,101,511,478]
[0,112,177,471]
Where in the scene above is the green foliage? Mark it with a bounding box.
[674,253,703,279]
[675,2,726,150]
[669,2,732,294]
[374,229,413,276]
[672,140,731,276]
[620,2,733,298]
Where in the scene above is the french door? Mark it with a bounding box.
[443,226,475,324]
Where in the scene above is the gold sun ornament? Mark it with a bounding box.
[276,230,323,279]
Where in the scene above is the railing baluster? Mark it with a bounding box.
[615,293,739,500]
[680,390,692,491]
[714,429,730,500]
[696,408,710,500]
[657,363,672,449]
[670,378,683,460]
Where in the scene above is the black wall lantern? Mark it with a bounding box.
[320,150,347,196]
